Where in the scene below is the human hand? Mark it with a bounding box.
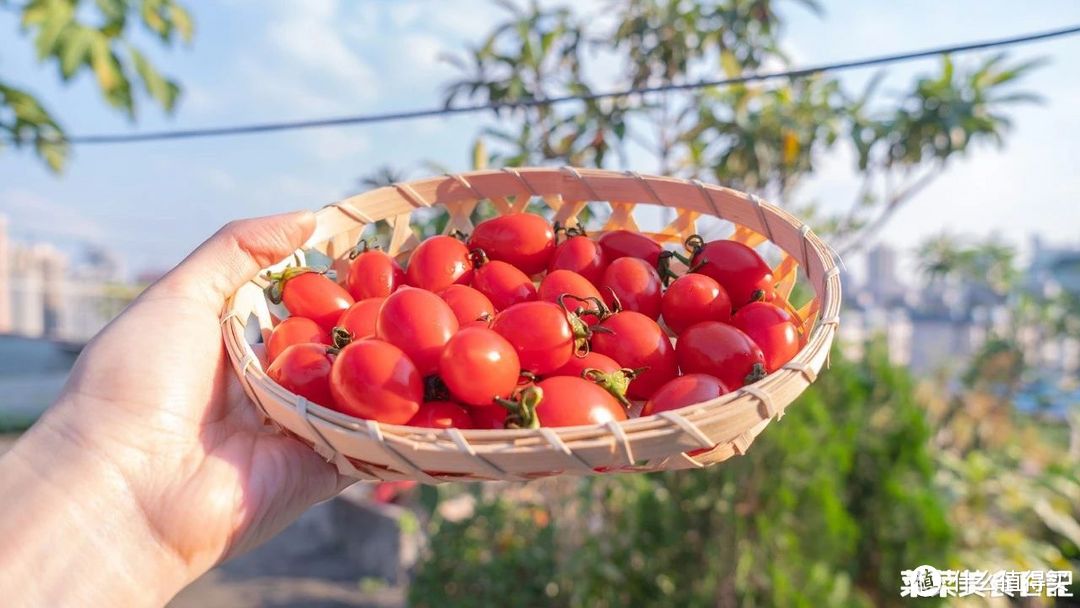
[0,212,349,606]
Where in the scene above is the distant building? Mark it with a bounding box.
[0,215,10,333]
[864,244,905,306]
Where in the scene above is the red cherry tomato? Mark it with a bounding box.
[468,213,555,275]
[437,284,495,325]
[533,377,628,427]
[491,301,575,375]
[591,311,678,400]
[376,287,459,375]
[676,321,766,389]
[439,327,521,407]
[266,343,336,408]
[329,339,423,424]
[661,274,732,335]
[266,317,328,363]
[336,297,385,339]
[548,234,607,284]
[688,238,774,308]
[600,257,663,320]
[275,270,354,332]
[470,405,509,429]
[406,236,473,292]
[407,401,474,429]
[731,302,801,372]
[598,230,662,267]
[641,374,730,416]
[548,351,621,378]
[538,270,604,324]
[470,258,537,311]
[345,246,405,300]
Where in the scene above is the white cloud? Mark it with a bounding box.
[305,129,371,161]
[0,189,108,243]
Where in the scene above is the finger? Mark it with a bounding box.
[151,211,316,307]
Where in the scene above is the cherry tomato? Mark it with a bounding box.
[641,374,730,416]
[731,302,801,372]
[376,287,459,375]
[591,311,678,400]
[329,338,423,424]
[548,351,621,378]
[439,327,521,407]
[346,246,405,300]
[336,297,385,339]
[676,321,766,389]
[548,234,607,284]
[468,213,555,275]
[470,405,509,429]
[272,269,354,332]
[687,237,774,308]
[532,377,628,427]
[437,284,495,325]
[538,270,605,324]
[406,235,473,292]
[491,301,576,375]
[266,317,328,363]
[661,274,732,335]
[266,343,336,409]
[598,230,662,267]
[407,401,474,429]
[470,257,537,311]
[600,257,663,320]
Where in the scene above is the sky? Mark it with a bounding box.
[1,0,1078,282]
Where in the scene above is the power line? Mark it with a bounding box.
[12,23,1080,146]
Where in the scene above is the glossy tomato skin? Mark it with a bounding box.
[281,272,355,332]
[337,297,385,339]
[731,302,800,372]
[407,401,474,429]
[375,287,459,375]
[406,236,473,292]
[676,321,766,390]
[547,351,621,378]
[538,270,604,324]
[642,374,730,416]
[470,260,537,311]
[439,327,521,406]
[591,311,678,400]
[266,317,328,363]
[329,339,423,424]
[548,235,607,284]
[468,213,555,275]
[437,284,495,325]
[600,257,663,320]
[470,405,509,429]
[598,230,662,267]
[534,376,628,427]
[690,239,774,308]
[346,249,405,300]
[266,343,336,409]
[661,274,732,335]
[491,301,574,375]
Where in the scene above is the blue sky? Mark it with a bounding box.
[1,0,1078,280]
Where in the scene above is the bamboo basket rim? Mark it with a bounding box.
[221,167,842,482]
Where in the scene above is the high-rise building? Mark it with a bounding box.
[0,215,11,333]
[865,244,902,306]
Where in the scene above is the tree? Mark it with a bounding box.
[0,0,193,171]
[442,0,1039,254]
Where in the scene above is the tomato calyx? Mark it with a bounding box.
[553,221,587,244]
[448,229,470,242]
[263,266,325,305]
[468,248,490,268]
[581,367,645,409]
[346,238,380,260]
[494,385,544,429]
[423,374,452,402]
[656,250,682,287]
[326,326,353,355]
[555,293,616,355]
[744,362,767,385]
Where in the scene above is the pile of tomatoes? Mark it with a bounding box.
[262,212,803,431]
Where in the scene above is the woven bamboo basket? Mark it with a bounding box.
[221,167,841,483]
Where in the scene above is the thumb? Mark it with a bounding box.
[153,211,316,307]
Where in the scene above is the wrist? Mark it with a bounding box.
[0,411,194,606]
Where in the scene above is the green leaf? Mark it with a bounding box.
[129,45,178,111]
[58,26,94,79]
[168,3,194,42]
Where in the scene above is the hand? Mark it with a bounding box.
[0,212,349,606]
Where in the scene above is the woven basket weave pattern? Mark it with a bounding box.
[221,167,841,483]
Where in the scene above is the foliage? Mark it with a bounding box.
[409,341,953,607]
[0,0,193,170]
[441,0,1040,253]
